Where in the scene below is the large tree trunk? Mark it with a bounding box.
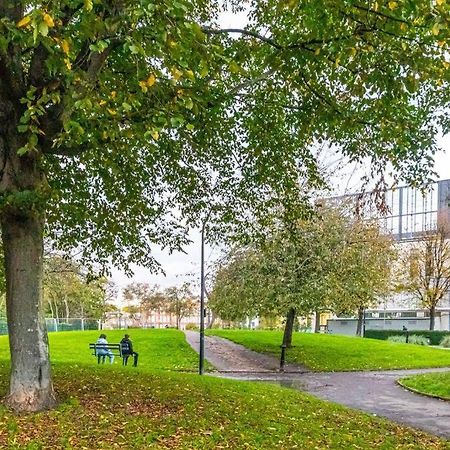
[356,307,364,337]
[2,211,56,411]
[0,102,56,410]
[282,307,296,348]
[314,311,321,333]
[429,305,436,331]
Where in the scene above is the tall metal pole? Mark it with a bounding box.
[199,223,205,375]
[362,308,366,338]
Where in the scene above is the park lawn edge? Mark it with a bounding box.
[397,379,450,401]
[207,329,450,372]
[398,372,450,402]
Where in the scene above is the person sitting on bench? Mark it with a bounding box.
[96,333,115,364]
[120,334,138,367]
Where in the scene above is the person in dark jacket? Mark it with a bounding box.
[120,334,138,367]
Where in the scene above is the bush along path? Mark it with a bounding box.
[184,331,450,439]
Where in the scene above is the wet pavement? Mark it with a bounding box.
[184,331,450,439]
[184,330,308,373]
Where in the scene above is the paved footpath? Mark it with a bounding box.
[184,331,450,439]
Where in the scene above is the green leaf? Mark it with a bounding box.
[38,21,49,37]
[29,134,38,147]
[170,116,184,128]
[17,145,29,156]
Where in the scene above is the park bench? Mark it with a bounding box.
[89,343,124,364]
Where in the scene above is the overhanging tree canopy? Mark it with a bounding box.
[0,0,449,411]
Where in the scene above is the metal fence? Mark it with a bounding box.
[45,318,101,332]
[0,317,102,335]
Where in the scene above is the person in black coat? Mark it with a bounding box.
[120,334,139,367]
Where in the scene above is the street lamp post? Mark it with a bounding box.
[199,218,207,375]
[362,308,366,338]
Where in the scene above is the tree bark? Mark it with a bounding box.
[282,307,296,348]
[429,305,436,331]
[356,306,364,337]
[314,311,321,333]
[2,211,56,411]
[207,310,216,329]
[64,296,69,323]
[48,296,54,319]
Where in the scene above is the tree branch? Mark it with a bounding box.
[352,4,410,25]
[202,27,364,51]
[226,68,276,97]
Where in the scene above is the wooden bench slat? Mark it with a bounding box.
[89,343,123,356]
[89,343,137,366]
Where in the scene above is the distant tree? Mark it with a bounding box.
[164,283,198,329]
[399,216,450,330]
[330,217,396,336]
[211,205,396,343]
[43,256,107,321]
[123,282,166,325]
[122,305,140,321]
[210,209,341,346]
[0,294,5,317]
[209,248,265,324]
[102,280,119,321]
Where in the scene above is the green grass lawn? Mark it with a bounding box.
[0,329,448,448]
[399,372,450,401]
[0,328,201,373]
[207,329,450,371]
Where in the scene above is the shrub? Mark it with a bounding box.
[408,335,429,346]
[387,335,429,345]
[441,336,450,348]
[365,330,450,345]
[184,323,198,331]
[387,335,406,344]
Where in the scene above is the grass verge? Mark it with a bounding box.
[207,329,450,371]
[0,366,448,448]
[399,372,450,401]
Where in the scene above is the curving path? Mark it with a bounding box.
[184,331,450,439]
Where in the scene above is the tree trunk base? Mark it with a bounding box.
[5,388,57,412]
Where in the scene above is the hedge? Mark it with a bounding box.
[365,329,450,346]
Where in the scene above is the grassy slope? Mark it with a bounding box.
[207,329,450,371]
[0,329,447,449]
[400,372,450,401]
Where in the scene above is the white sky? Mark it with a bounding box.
[110,10,450,298]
